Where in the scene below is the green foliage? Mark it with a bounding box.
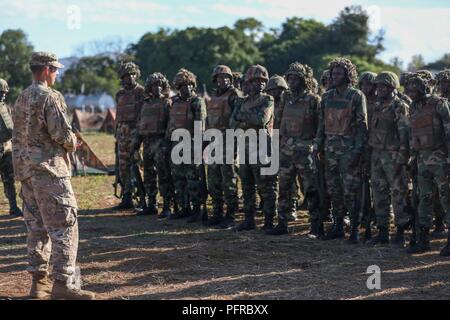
[56,55,120,96]
[0,29,33,103]
[425,53,450,70]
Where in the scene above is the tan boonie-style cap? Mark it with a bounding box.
[30,52,65,68]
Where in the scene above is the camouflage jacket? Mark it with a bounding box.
[115,84,145,128]
[278,90,321,149]
[165,94,207,140]
[368,96,410,163]
[314,86,368,154]
[229,93,274,133]
[12,80,77,180]
[409,94,450,157]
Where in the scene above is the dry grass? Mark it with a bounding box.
[0,133,449,300]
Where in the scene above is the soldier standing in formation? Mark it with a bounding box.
[205,65,240,228]
[0,78,22,216]
[230,65,278,231]
[268,62,322,237]
[12,52,94,299]
[114,62,145,210]
[314,58,368,243]
[405,73,450,255]
[366,72,410,247]
[132,73,175,218]
[167,68,207,222]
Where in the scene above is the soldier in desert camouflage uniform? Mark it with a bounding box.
[0,78,22,216]
[13,52,94,299]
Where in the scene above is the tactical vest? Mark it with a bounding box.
[280,95,316,139]
[410,98,444,151]
[116,90,140,123]
[324,89,357,136]
[368,101,400,150]
[206,90,233,130]
[170,99,194,133]
[241,95,274,130]
[139,99,166,136]
[0,103,13,144]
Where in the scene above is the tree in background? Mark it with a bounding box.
[425,53,450,70]
[0,29,33,103]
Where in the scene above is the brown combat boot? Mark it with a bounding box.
[29,274,53,299]
[51,280,95,300]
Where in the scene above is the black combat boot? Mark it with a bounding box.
[431,216,446,238]
[216,207,235,229]
[158,199,172,219]
[136,205,158,216]
[266,222,288,235]
[367,227,390,246]
[113,194,134,210]
[308,220,324,239]
[439,228,450,257]
[207,207,224,226]
[363,226,372,243]
[391,225,406,248]
[187,205,202,223]
[235,211,256,231]
[322,217,345,241]
[261,212,274,231]
[347,224,360,244]
[407,227,431,254]
[170,206,191,219]
[9,198,23,217]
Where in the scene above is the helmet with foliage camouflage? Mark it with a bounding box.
[0,79,9,92]
[245,65,269,83]
[145,72,170,91]
[311,78,319,94]
[233,72,243,81]
[212,65,233,82]
[173,68,197,90]
[416,70,436,92]
[374,71,400,89]
[358,72,377,87]
[436,69,450,84]
[328,57,358,86]
[284,62,315,91]
[118,62,141,79]
[400,72,413,87]
[266,75,288,91]
[405,73,430,95]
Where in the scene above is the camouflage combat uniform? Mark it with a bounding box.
[12,53,79,284]
[314,58,368,242]
[206,65,240,225]
[368,72,410,242]
[167,69,207,220]
[133,75,174,215]
[0,79,21,215]
[230,65,278,231]
[115,63,145,207]
[276,63,321,233]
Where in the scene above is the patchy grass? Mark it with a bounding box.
[0,132,449,300]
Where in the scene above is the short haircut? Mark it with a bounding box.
[30,65,46,74]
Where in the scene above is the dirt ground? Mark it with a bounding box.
[1,133,449,300]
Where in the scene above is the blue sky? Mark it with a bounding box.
[1,0,450,68]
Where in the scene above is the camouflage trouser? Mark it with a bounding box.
[239,162,277,222]
[325,148,361,224]
[416,149,450,229]
[0,150,17,206]
[171,148,203,208]
[371,149,409,229]
[207,162,238,214]
[278,145,319,226]
[116,122,137,198]
[20,172,78,282]
[143,136,174,206]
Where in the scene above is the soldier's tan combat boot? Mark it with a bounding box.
[51,280,95,300]
[29,274,53,299]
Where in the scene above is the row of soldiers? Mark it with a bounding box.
[114,58,450,257]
